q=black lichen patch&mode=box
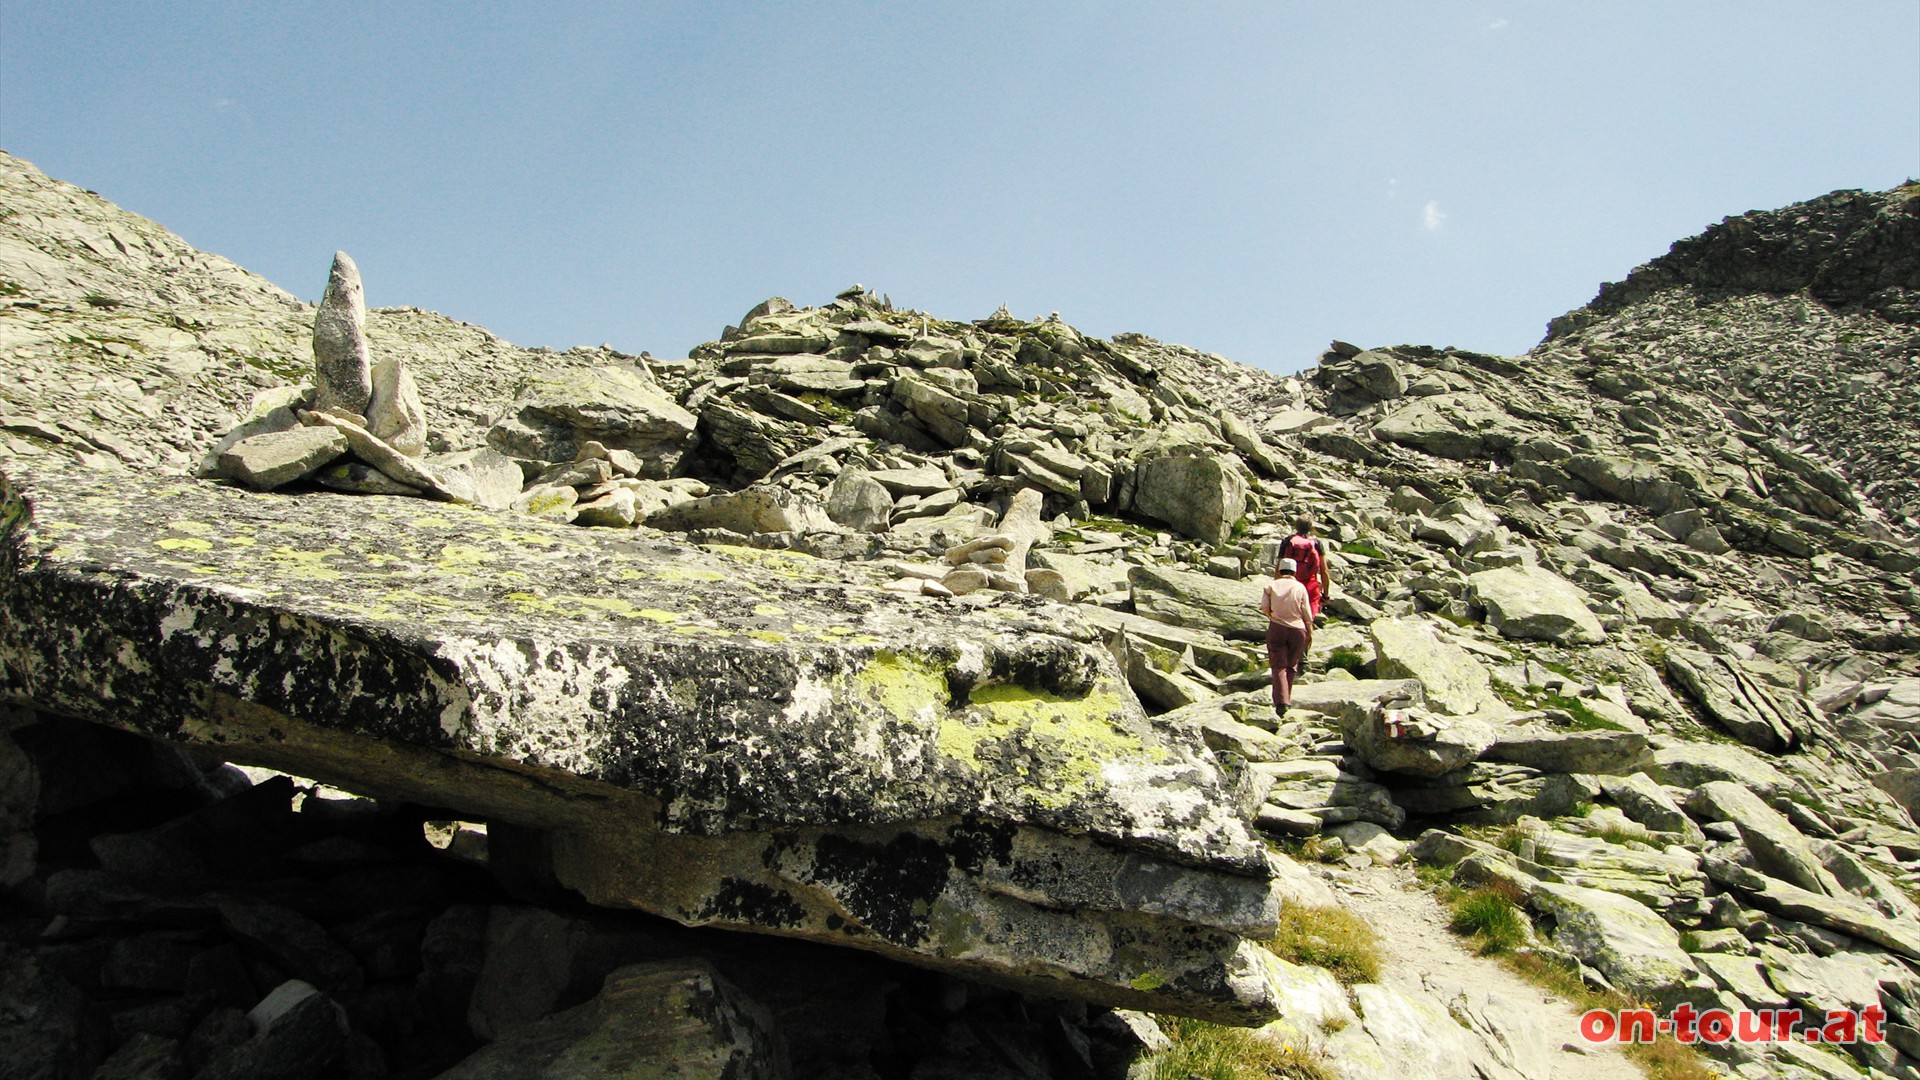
[697,877,808,928]
[804,832,956,946]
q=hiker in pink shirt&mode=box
[1260,557,1314,718]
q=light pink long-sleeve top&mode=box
[1260,576,1313,630]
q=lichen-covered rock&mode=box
[0,460,1282,1023]
[824,469,892,533]
[1664,648,1809,752]
[1373,392,1523,459]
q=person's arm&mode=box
[1318,539,1332,594]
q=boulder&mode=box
[1654,751,1790,810]
[1529,883,1709,1010]
[1703,856,1920,963]
[645,485,836,535]
[1130,450,1247,545]
[1340,705,1495,778]
[1367,618,1505,717]
[487,366,697,475]
[1466,565,1607,645]
[824,469,893,533]
[429,448,524,511]
[1395,766,1597,825]
[1372,392,1523,459]
[1687,782,1841,897]
[301,410,462,501]
[214,427,349,491]
[1479,727,1651,775]
[1664,648,1809,752]
[1128,564,1268,641]
[1316,349,1407,414]
[0,460,1286,1024]
[1596,772,1707,844]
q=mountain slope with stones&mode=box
[3,148,1920,1080]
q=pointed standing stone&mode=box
[311,252,373,417]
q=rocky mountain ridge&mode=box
[3,149,1919,1079]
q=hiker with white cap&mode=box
[1259,556,1314,718]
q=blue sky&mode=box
[3,3,1916,373]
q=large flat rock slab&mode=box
[0,461,1282,1023]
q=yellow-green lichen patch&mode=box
[747,630,788,644]
[521,490,574,517]
[489,527,562,548]
[265,546,344,580]
[940,682,1159,808]
[752,603,786,618]
[651,565,728,583]
[168,520,214,536]
[436,544,495,572]
[854,652,949,726]
[155,536,214,553]
[1129,972,1167,992]
[710,544,822,577]
[634,608,682,623]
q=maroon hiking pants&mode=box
[1266,621,1308,710]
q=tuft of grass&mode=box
[1148,1016,1336,1080]
[1265,904,1383,986]
[1341,541,1388,560]
[1676,930,1702,953]
[1325,648,1367,675]
[1274,835,1345,864]
[1589,821,1651,846]
[1446,887,1528,955]
[81,291,121,309]
[1543,692,1629,731]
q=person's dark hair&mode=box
[1293,515,1313,534]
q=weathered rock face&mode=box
[0,459,1280,1023]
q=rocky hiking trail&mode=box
[1324,862,1642,1080]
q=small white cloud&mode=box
[1423,200,1447,231]
[1387,178,1400,200]
[1488,17,1510,31]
